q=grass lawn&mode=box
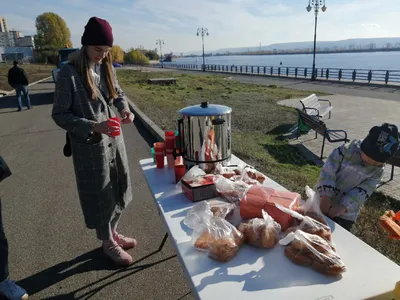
[0,63,54,91]
[118,69,400,265]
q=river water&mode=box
[172,51,400,71]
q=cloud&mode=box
[362,23,381,28]
[2,0,400,53]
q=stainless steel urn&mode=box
[178,101,232,171]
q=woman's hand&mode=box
[93,120,120,136]
[121,110,135,124]
[328,204,347,218]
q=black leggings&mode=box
[331,217,354,232]
[0,199,9,282]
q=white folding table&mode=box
[140,155,400,300]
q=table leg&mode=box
[158,232,169,251]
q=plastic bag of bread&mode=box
[294,186,328,226]
[279,229,346,276]
[379,210,400,240]
[276,203,333,243]
[214,164,242,179]
[184,201,213,229]
[242,166,266,184]
[210,202,236,220]
[212,174,251,203]
[193,216,245,262]
[240,185,300,230]
[238,210,281,248]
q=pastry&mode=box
[284,246,313,266]
[209,238,239,262]
[260,227,279,248]
[194,232,215,250]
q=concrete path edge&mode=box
[0,76,53,97]
[125,96,165,142]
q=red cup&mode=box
[165,131,175,150]
[154,142,165,169]
[107,117,121,137]
[166,149,175,168]
[174,164,186,183]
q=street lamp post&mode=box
[196,27,209,71]
[156,39,164,67]
[306,0,327,81]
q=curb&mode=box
[125,96,165,142]
[0,76,53,97]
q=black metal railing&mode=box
[152,63,400,85]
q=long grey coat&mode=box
[52,64,132,229]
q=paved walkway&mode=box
[278,95,400,199]
[0,81,193,299]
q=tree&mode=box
[111,45,124,63]
[34,12,72,63]
[144,49,159,60]
[124,48,149,65]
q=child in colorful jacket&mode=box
[316,123,399,231]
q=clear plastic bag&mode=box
[184,201,213,230]
[279,229,346,276]
[184,201,238,231]
[212,174,251,203]
[241,166,266,184]
[214,164,239,179]
[177,165,206,187]
[294,186,327,225]
[276,202,333,243]
[209,201,236,220]
[238,210,281,248]
[192,216,245,262]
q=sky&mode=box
[3,0,400,54]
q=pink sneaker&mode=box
[113,232,137,250]
[102,240,133,266]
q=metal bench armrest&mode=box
[304,107,321,118]
[319,99,332,106]
[326,129,348,142]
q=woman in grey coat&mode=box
[52,17,136,266]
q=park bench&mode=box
[386,150,400,181]
[297,109,349,159]
[300,94,332,119]
[147,78,177,85]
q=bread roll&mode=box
[312,260,345,276]
[284,246,313,266]
[194,232,215,250]
[209,238,239,262]
[260,227,278,248]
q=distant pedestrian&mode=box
[0,156,29,300]
[52,17,136,266]
[7,61,31,111]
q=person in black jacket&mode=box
[7,61,31,111]
[0,156,29,299]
